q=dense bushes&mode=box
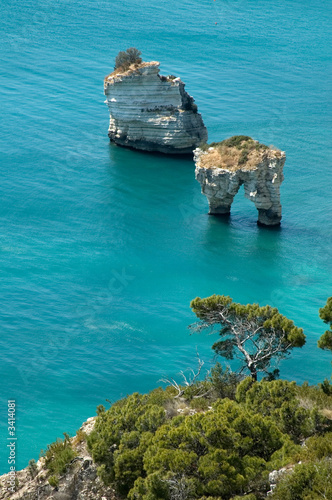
[87,389,173,493]
[130,399,287,499]
[85,371,332,499]
[236,379,329,441]
[271,459,332,500]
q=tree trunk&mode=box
[249,364,257,382]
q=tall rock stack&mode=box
[104,62,207,154]
[194,136,285,226]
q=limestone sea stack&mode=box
[194,136,285,226]
[104,62,208,154]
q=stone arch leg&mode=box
[208,193,237,215]
[257,207,282,226]
[243,177,282,226]
[206,175,242,215]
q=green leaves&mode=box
[134,398,285,499]
[88,391,168,491]
[212,339,236,360]
[236,379,330,442]
[190,295,233,320]
[42,433,76,483]
[319,297,332,326]
[318,297,332,352]
[318,331,332,351]
[85,375,332,499]
[271,460,332,500]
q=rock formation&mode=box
[0,418,117,500]
[104,62,207,154]
[194,136,285,226]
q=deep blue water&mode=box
[0,0,331,473]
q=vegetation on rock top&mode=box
[114,47,143,72]
[198,136,283,171]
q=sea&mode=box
[0,0,331,473]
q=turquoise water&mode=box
[0,0,331,472]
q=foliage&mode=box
[32,362,327,500]
[38,295,332,499]
[271,459,332,500]
[319,296,332,329]
[129,398,284,499]
[87,390,172,493]
[114,47,142,71]
[190,295,305,381]
[74,428,86,444]
[300,432,332,461]
[206,136,269,153]
[48,475,59,488]
[296,381,332,410]
[85,374,331,499]
[41,433,76,479]
[236,379,330,441]
[319,378,332,395]
[318,331,332,351]
[28,459,38,479]
[198,136,282,171]
[318,296,332,351]
[209,362,243,400]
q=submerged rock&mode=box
[104,62,207,154]
[194,136,285,226]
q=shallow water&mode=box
[0,0,331,472]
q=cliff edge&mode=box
[194,136,285,226]
[104,61,208,154]
[0,418,116,500]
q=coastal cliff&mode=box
[104,62,207,154]
[1,379,331,499]
[194,136,285,226]
[0,418,117,500]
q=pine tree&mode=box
[190,295,305,381]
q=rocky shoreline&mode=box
[0,418,117,500]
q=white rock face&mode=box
[104,62,208,154]
[194,146,286,226]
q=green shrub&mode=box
[271,460,332,500]
[75,429,86,444]
[239,150,249,164]
[238,380,330,441]
[222,135,253,148]
[319,378,332,395]
[190,397,210,411]
[28,459,38,479]
[210,363,243,400]
[87,392,168,491]
[85,375,332,499]
[48,475,59,488]
[300,432,332,461]
[231,495,257,500]
[297,381,332,408]
[129,399,285,498]
[114,47,142,71]
[182,379,212,401]
[42,433,76,477]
